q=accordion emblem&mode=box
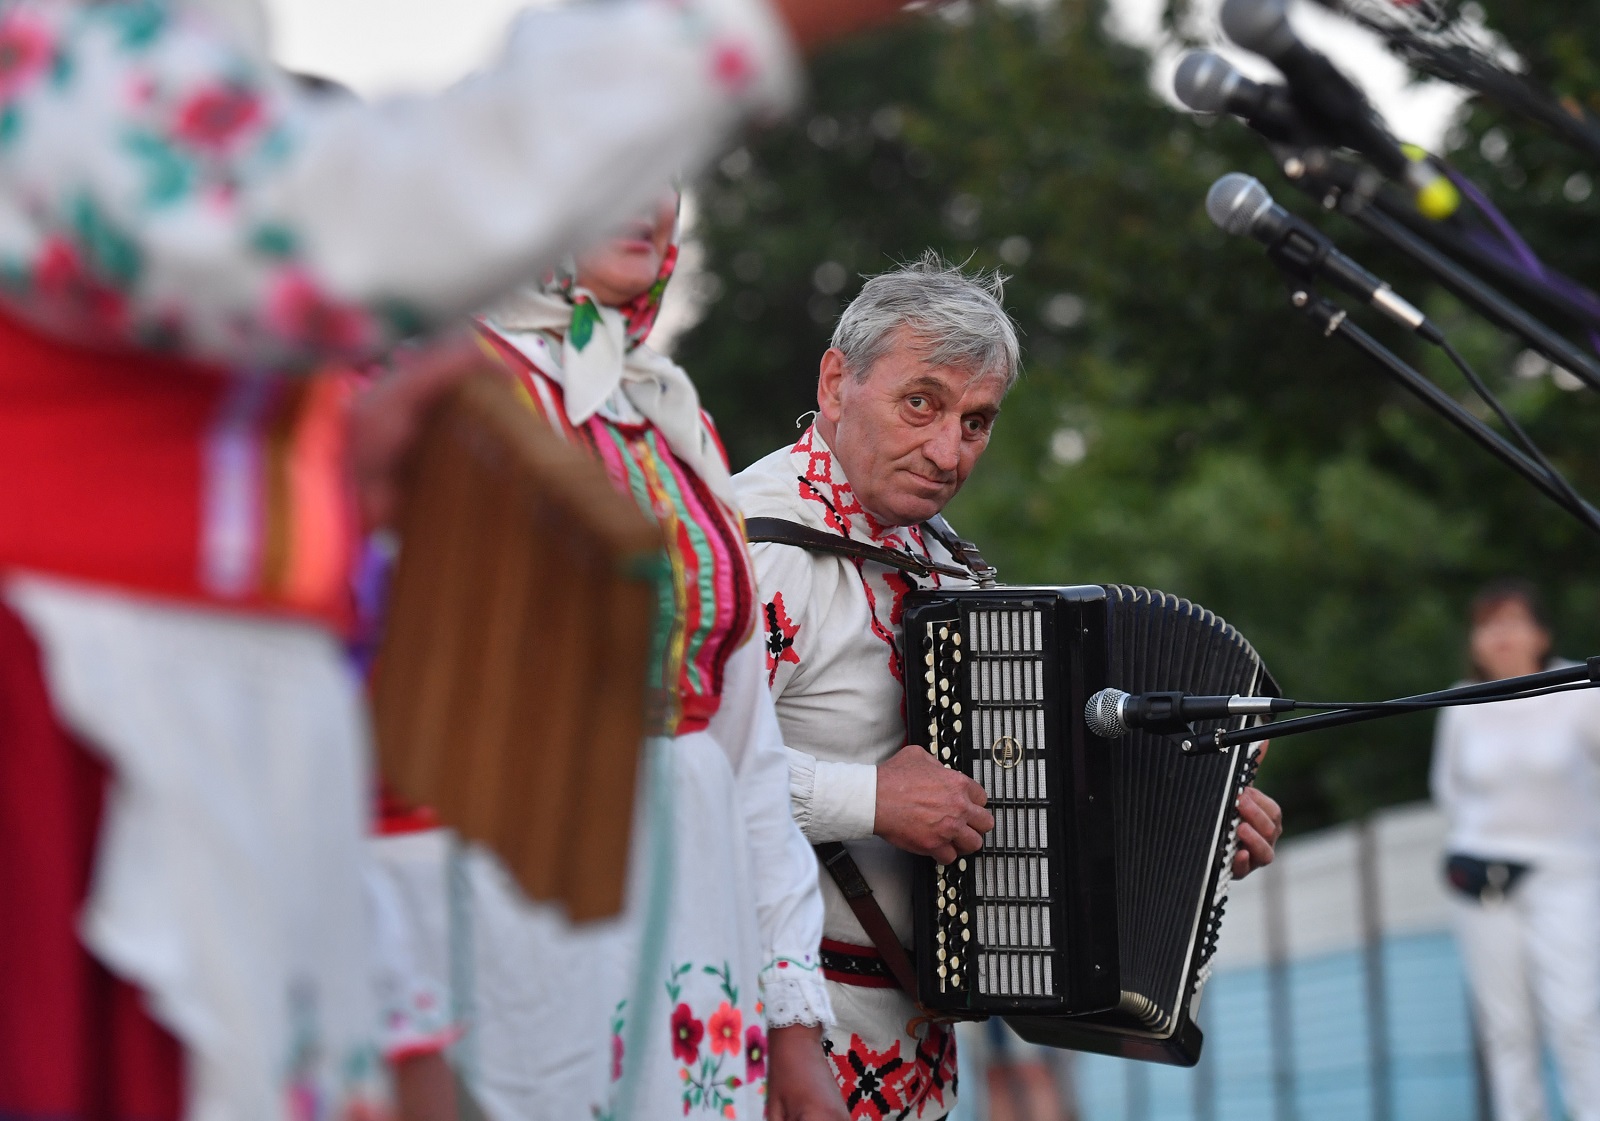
[904,584,1276,1065]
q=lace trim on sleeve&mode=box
[759,954,833,1029]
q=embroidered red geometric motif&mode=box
[828,1035,910,1121]
[789,428,946,689]
[763,593,800,685]
[824,1024,959,1121]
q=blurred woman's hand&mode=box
[348,333,485,531]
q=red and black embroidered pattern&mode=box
[824,1026,959,1121]
[763,592,801,685]
[788,427,948,692]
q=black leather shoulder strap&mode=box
[922,514,999,585]
[814,841,920,996]
[744,516,973,582]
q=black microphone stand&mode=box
[1280,150,1600,393]
[1180,657,1600,753]
[1281,284,1600,536]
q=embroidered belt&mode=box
[820,938,902,989]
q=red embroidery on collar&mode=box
[791,426,892,542]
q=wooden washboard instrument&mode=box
[373,369,663,921]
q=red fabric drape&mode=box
[0,602,183,1121]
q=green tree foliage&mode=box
[676,0,1600,833]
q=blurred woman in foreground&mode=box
[1431,580,1600,1121]
[372,195,844,1121]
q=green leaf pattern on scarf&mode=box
[569,296,602,352]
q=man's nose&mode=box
[924,417,962,474]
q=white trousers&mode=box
[1453,864,1600,1121]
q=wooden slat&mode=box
[373,368,662,918]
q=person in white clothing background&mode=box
[1431,579,1600,1121]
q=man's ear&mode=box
[817,348,848,424]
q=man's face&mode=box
[816,326,1007,527]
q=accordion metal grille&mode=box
[926,607,1062,999]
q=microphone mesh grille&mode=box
[1220,0,1292,56]
[1085,689,1126,739]
[1206,173,1270,237]
[1173,51,1231,113]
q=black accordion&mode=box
[905,584,1277,1066]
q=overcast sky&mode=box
[266,0,1464,148]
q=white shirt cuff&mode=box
[804,759,878,843]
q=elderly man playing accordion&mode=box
[733,254,1286,1120]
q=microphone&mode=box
[1219,0,1458,219]
[1085,688,1291,739]
[1207,172,1442,341]
[1174,50,1305,145]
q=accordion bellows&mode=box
[373,372,663,921]
[904,583,1276,1065]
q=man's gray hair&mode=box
[831,251,1020,389]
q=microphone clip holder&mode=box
[1131,692,1204,738]
[1175,729,1231,756]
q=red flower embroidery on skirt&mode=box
[33,237,127,330]
[173,82,265,152]
[744,1026,767,1083]
[0,10,53,103]
[707,1001,742,1057]
[671,1002,705,1065]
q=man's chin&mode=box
[878,493,950,528]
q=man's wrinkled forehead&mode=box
[863,328,1008,393]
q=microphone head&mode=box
[1206,172,1274,237]
[1220,0,1297,60]
[1085,688,1129,739]
[1174,50,1241,113]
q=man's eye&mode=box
[907,395,930,410]
[965,416,991,435]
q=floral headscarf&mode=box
[486,199,735,503]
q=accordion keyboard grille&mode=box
[964,607,1057,998]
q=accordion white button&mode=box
[953,650,962,662]
[958,858,968,871]
[953,703,962,715]
[939,627,949,640]
[947,904,957,917]
[962,929,971,942]
[953,633,962,645]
